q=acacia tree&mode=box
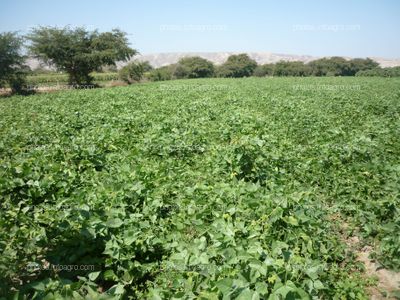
[0,32,28,93]
[217,54,257,78]
[349,58,379,75]
[174,56,214,79]
[308,57,353,76]
[27,27,136,85]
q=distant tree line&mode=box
[355,66,400,77]
[1,28,400,94]
[146,54,400,81]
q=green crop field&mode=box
[25,73,119,87]
[0,77,399,299]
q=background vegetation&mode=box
[1,27,400,95]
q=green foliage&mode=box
[0,32,28,93]
[0,77,399,299]
[147,65,176,81]
[140,61,153,72]
[118,61,145,84]
[253,64,275,77]
[307,57,378,77]
[308,57,351,76]
[217,54,257,77]
[27,27,136,85]
[349,58,379,74]
[100,64,118,73]
[174,56,215,79]
[24,73,118,89]
[274,61,312,76]
[130,56,383,82]
[356,66,400,77]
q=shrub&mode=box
[217,54,257,77]
[356,66,400,77]
[118,62,145,84]
[308,57,352,76]
[148,65,176,81]
[273,61,312,76]
[253,64,275,77]
[173,56,214,79]
[140,61,153,72]
[349,58,379,75]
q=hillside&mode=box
[27,52,400,70]
[134,52,400,68]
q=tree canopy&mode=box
[274,61,312,76]
[28,27,136,84]
[308,57,379,76]
[0,32,28,93]
[217,54,257,78]
[118,61,147,83]
[253,64,275,77]
[173,56,214,79]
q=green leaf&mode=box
[107,283,125,295]
[283,216,299,226]
[103,269,117,281]
[88,271,101,281]
[313,280,324,290]
[236,288,259,300]
[305,265,320,280]
[106,218,124,228]
[255,282,269,295]
[30,281,46,291]
[216,278,233,295]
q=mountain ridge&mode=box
[27,52,400,70]
[134,52,400,68]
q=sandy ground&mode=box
[357,245,400,299]
[341,223,400,299]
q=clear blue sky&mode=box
[0,0,399,58]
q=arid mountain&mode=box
[27,52,400,70]
[133,52,317,68]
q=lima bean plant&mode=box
[0,77,399,299]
